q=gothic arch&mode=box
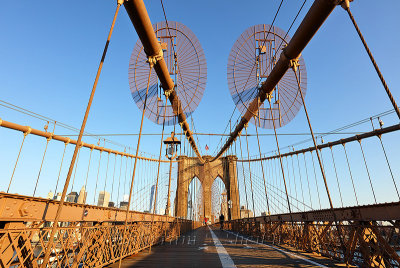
[175,155,239,220]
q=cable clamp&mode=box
[266,92,273,102]
[47,134,53,142]
[147,50,164,67]
[289,57,300,72]
[164,88,173,99]
[117,0,125,5]
[24,127,32,136]
[339,0,351,10]
[0,118,2,126]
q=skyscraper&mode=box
[97,191,110,207]
[149,185,155,213]
[66,192,78,203]
[77,186,87,204]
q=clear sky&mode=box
[1,0,400,211]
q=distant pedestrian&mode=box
[219,214,225,230]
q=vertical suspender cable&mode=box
[268,99,293,218]
[244,127,256,216]
[118,65,153,266]
[54,140,69,195]
[7,130,30,193]
[150,97,168,251]
[42,2,123,266]
[329,147,343,207]
[238,135,249,216]
[358,140,377,204]
[293,66,346,258]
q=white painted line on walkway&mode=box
[224,230,327,268]
[208,226,236,268]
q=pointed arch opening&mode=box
[187,176,203,221]
[211,176,227,224]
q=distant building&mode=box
[66,192,78,203]
[97,191,110,207]
[240,206,253,218]
[77,186,87,204]
[149,185,155,213]
[54,192,62,201]
[47,191,54,200]
[120,201,129,210]
[261,212,270,216]
[108,201,115,208]
[220,191,228,218]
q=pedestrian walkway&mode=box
[110,226,345,267]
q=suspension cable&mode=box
[93,148,103,205]
[33,122,55,197]
[149,97,168,251]
[119,64,153,266]
[342,144,359,206]
[7,130,30,193]
[358,140,377,204]
[329,146,343,207]
[268,99,293,218]
[54,140,69,195]
[294,65,346,256]
[294,151,306,211]
[254,115,271,218]
[42,2,123,266]
[342,2,400,119]
[244,127,256,215]
[238,135,249,215]
[377,134,400,200]
[302,153,313,209]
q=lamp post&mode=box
[164,132,180,216]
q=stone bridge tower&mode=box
[175,155,239,221]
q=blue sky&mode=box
[1,0,400,210]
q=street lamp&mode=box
[164,132,181,216]
[164,131,181,160]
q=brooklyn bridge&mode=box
[1,0,400,267]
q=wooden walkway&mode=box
[109,226,345,268]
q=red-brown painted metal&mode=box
[123,0,204,163]
[213,0,339,161]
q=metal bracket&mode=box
[164,88,173,99]
[340,0,351,10]
[147,50,164,67]
[266,92,273,102]
[24,127,32,136]
[289,57,300,72]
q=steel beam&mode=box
[0,192,176,223]
[232,201,400,223]
[213,0,339,161]
[123,0,204,163]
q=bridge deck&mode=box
[110,226,344,268]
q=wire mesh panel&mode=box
[129,21,207,126]
[227,24,307,129]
